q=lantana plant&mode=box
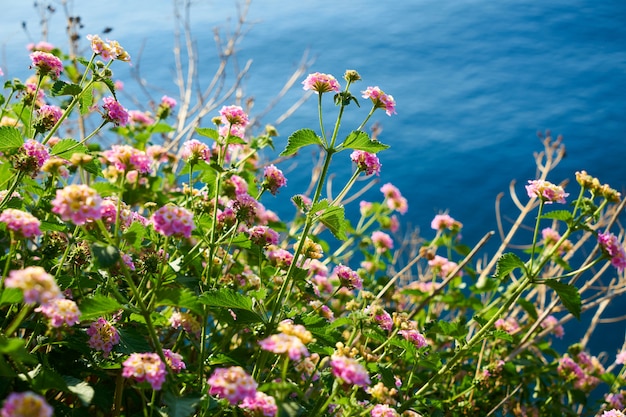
[0,26,625,417]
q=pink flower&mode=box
[525,179,569,204]
[248,226,280,247]
[219,105,249,139]
[239,391,277,417]
[51,184,103,225]
[330,354,371,387]
[169,311,201,337]
[35,298,81,327]
[371,231,393,253]
[0,208,41,239]
[181,139,210,163]
[428,255,461,278]
[34,105,63,132]
[431,213,462,231]
[371,404,399,417]
[157,95,177,119]
[102,96,129,126]
[22,139,50,169]
[362,86,396,116]
[87,34,112,58]
[540,315,564,338]
[601,410,626,417]
[86,317,120,357]
[161,95,177,109]
[333,264,362,290]
[103,144,152,174]
[350,150,382,176]
[27,41,55,52]
[0,391,53,417]
[302,72,341,94]
[259,333,309,361]
[128,110,154,126]
[207,366,258,404]
[151,205,195,238]
[267,247,293,269]
[163,349,186,373]
[263,164,287,195]
[4,267,62,305]
[495,317,519,334]
[616,350,626,365]
[30,51,63,79]
[367,306,393,331]
[122,353,167,390]
[398,329,427,348]
[380,183,408,214]
[598,232,626,271]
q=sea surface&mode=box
[2,0,626,377]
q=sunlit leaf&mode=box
[280,128,323,156]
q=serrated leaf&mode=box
[51,81,82,96]
[195,127,219,141]
[123,221,146,250]
[51,138,89,158]
[491,329,513,342]
[79,88,93,115]
[198,288,253,311]
[116,327,152,354]
[79,294,123,321]
[0,126,23,151]
[100,78,117,97]
[155,288,203,315]
[292,195,308,212]
[492,252,526,280]
[540,210,573,221]
[280,128,323,156]
[0,337,37,364]
[151,123,175,133]
[544,280,581,320]
[39,221,66,232]
[340,130,390,153]
[317,204,349,241]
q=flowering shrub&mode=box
[0,20,625,417]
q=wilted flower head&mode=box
[51,184,103,225]
[207,366,258,405]
[30,51,63,79]
[122,352,167,390]
[362,86,396,116]
[151,204,195,238]
[0,391,53,417]
[4,267,61,305]
[302,72,341,94]
[525,179,569,204]
[102,97,129,126]
[0,208,41,239]
[350,150,382,176]
[86,317,120,357]
[262,164,287,195]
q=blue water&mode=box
[2,0,626,387]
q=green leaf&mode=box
[314,201,349,241]
[544,280,581,320]
[63,375,95,406]
[340,130,390,153]
[163,391,201,417]
[51,138,89,159]
[492,252,526,280]
[91,243,120,268]
[79,294,123,321]
[51,81,82,96]
[0,288,23,306]
[123,221,146,250]
[279,128,323,156]
[0,336,37,365]
[116,327,152,354]
[79,88,93,115]
[0,126,23,152]
[540,210,573,221]
[199,288,253,311]
[490,329,513,342]
[151,123,175,134]
[155,288,203,315]
[195,127,219,141]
